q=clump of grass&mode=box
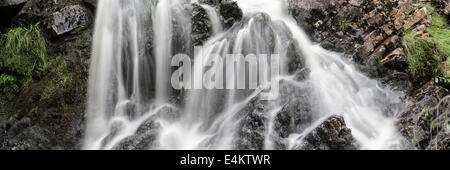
[426,15,450,88]
[0,23,51,100]
[338,20,351,30]
[427,15,450,64]
[402,31,441,82]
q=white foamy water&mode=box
[84,0,405,150]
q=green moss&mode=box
[0,74,19,100]
[402,31,441,82]
[0,23,52,100]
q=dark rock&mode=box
[192,3,212,46]
[83,0,97,10]
[427,131,450,150]
[199,0,225,6]
[380,48,408,71]
[380,71,411,92]
[0,0,27,31]
[398,83,450,150]
[235,98,267,150]
[10,126,51,150]
[219,1,242,28]
[365,45,386,67]
[99,121,125,149]
[7,117,31,137]
[271,108,292,149]
[287,0,331,24]
[113,118,161,150]
[433,0,449,23]
[16,0,57,22]
[295,115,359,150]
[382,35,400,51]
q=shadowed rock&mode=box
[295,115,359,150]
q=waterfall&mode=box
[154,0,172,103]
[84,0,405,150]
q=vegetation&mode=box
[0,74,19,100]
[402,30,441,83]
[428,15,450,63]
[40,60,73,101]
[427,15,450,87]
[401,13,450,86]
[0,23,52,100]
[338,20,351,30]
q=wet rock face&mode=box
[235,99,267,150]
[295,115,359,150]
[192,3,212,46]
[218,1,243,28]
[191,0,242,45]
[287,0,331,25]
[45,5,91,37]
[113,119,161,150]
[17,0,58,22]
[199,0,225,5]
[398,83,450,150]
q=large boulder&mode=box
[191,3,213,46]
[218,1,243,28]
[112,118,161,150]
[44,5,92,37]
[16,0,58,22]
[234,98,267,150]
[295,115,359,150]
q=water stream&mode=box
[83,0,405,150]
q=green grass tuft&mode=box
[338,20,351,30]
[402,31,441,82]
[427,15,450,88]
[427,15,450,60]
[0,23,52,100]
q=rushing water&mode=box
[83,0,405,150]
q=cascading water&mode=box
[84,0,405,150]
